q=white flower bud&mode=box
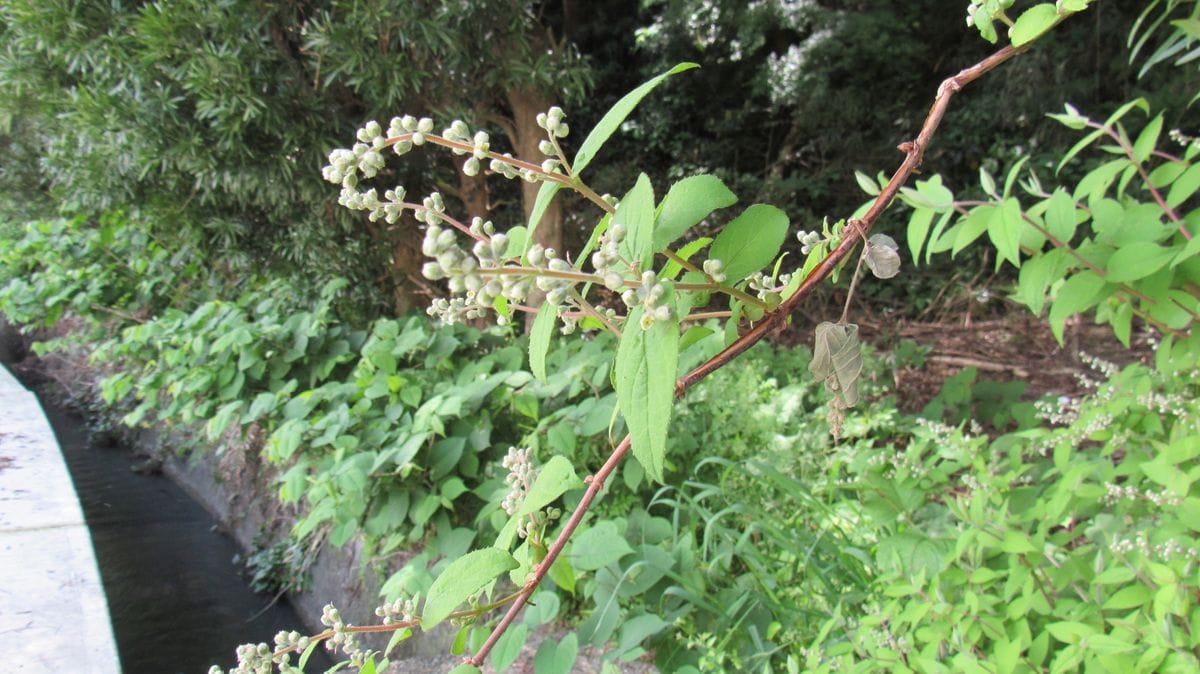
[462,157,480,176]
[417,117,434,134]
[554,123,569,138]
[422,262,445,279]
[527,245,545,266]
[411,132,425,145]
[538,140,555,155]
[401,115,418,131]
[536,112,548,129]
[604,272,624,290]
[491,233,509,257]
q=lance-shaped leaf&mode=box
[615,296,680,483]
[653,174,737,250]
[809,322,863,407]
[526,182,563,247]
[422,547,518,629]
[865,234,901,279]
[528,301,557,382]
[616,174,656,270]
[708,204,789,283]
[573,63,699,175]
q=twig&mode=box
[929,355,1029,378]
[467,42,1027,667]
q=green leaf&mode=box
[547,555,576,594]
[708,204,789,282]
[1103,585,1151,610]
[809,322,863,407]
[1045,621,1097,645]
[855,170,881,196]
[528,302,557,382]
[533,633,578,674]
[1167,163,1200,209]
[616,174,657,270]
[1106,241,1176,282]
[526,182,563,246]
[1044,188,1079,242]
[421,548,518,629]
[206,400,244,440]
[1001,530,1037,554]
[614,614,670,657]
[447,666,482,674]
[570,520,635,571]
[1133,115,1164,163]
[573,63,699,175]
[1010,4,1060,47]
[1014,248,1070,315]
[519,455,583,517]
[490,623,528,673]
[906,208,934,265]
[987,198,1024,268]
[653,174,737,249]
[951,206,993,256]
[616,300,680,483]
[661,236,713,280]
[1048,271,1107,342]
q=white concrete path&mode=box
[0,365,120,673]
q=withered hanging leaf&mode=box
[865,233,901,279]
[809,321,863,407]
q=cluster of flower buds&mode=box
[536,106,570,139]
[746,271,791,303]
[375,594,418,625]
[420,216,551,324]
[590,223,629,290]
[320,603,365,665]
[501,446,535,517]
[441,119,491,176]
[389,115,434,150]
[622,271,672,330]
[227,643,274,674]
[270,632,313,671]
[527,244,580,306]
[519,506,562,541]
[796,230,824,255]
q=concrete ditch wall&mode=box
[0,318,457,671]
[0,362,120,673]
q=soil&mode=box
[853,311,1156,414]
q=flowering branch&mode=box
[466,41,1028,668]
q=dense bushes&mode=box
[2,2,1199,674]
[5,210,1198,673]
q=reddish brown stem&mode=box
[467,42,1026,668]
[467,437,631,665]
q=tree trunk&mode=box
[505,85,563,255]
[389,217,429,316]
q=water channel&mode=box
[9,363,332,673]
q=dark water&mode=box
[10,365,332,674]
